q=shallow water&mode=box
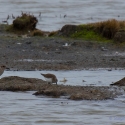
[2,69,125,86]
[1,91,125,125]
[0,70,125,124]
[0,0,125,31]
[0,1,125,124]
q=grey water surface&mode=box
[0,70,125,125]
[0,0,125,31]
[0,0,125,124]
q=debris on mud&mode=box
[0,76,123,100]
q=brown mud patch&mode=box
[111,77,125,86]
[0,76,123,100]
[0,24,125,71]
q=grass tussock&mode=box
[13,13,38,30]
[31,29,44,36]
[70,19,125,42]
[89,19,125,39]
[6,13,38,35]
[48,31,58,37]
[70,24,110,42]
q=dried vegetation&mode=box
[89,19,125,39]
[6,13,38,34]
[59,19,125,43]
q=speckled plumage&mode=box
[41,73,58,84]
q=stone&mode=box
[113,30,125,43]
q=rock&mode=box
[69,93,83,100]
[0,76,46,91]
[113,30,125,43]
[58,24,78,37]
[110,77,125,86]
[26,41,31,44]
[33,89,63,98]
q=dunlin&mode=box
[0,65,6,76]
[41,73,58,84]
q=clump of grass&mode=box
[90,19,125,39]
[13,13,38,30]
[48,31,58,37]
[70,24,110,42]
[6,24,26,35]
[31,29,44,36]
[6,13,38,34]
[70,19,125,42]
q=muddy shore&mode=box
[0,76,123,100]
[0,24,125,100]
[0,24,125,71]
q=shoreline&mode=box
[0,76,124,100]
[5,67,125,71]
[0,21,125,71]
[0,34,124,71]
[0,24,125,100]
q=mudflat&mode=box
[0,76,123,100]
[0,24,125,100]
[0,28,125,71]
